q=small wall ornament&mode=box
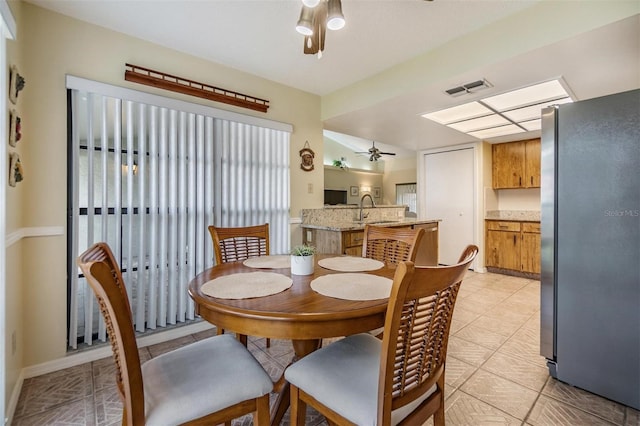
[9,109,21,147]
[8,65,25,104]
[8,152,23,187]
[299,141,315,172]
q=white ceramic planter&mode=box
[291,254,314,275]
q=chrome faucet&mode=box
[358,193,376,221]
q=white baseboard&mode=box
[22,321,214,379]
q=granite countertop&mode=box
[485,210,540,222]
[301,218,441,231]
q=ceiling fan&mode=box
[356,141,396,162]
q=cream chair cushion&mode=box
[285,333,436,426]
[143,334,273,425]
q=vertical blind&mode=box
[67,77,291,349]
[396,183,417,213]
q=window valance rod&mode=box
[124,64,269,113]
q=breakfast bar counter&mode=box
[301,218,440,265]
[300,217,441,231]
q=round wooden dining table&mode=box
[188,254,397,425]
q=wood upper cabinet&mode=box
[492,138,541,189]
[492,142,525,189]
[525,139,541,188]
[485,220,540,275]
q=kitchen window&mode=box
[396,183,417,215]
[66,76,291,349]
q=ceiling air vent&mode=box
[445,79,492,97]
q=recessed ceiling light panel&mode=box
[520,119,542,131]
[502,97,572,122]
[482,80,569,111]
[469,124,525,139]
[422,79,573,139]
[421,101,492,125]
[448,114,510,133]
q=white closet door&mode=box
[423,148,475,266]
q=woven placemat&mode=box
[318,256,384,272]
[202,272,292,299]
[243,255,291,269]
[310,273,392,301]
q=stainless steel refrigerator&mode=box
[540,89,639,410]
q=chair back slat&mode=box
[77,243,144,425]
[362,225,424,267]
[209,224,270,264]
[379,245,478,424]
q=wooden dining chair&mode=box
[362,224,425,267]
[208,223,271,347]
[209,223,270,264]
[285,245,479,426]
[77,242,273,426]
[362,225,425,337]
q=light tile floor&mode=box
[12,271,640,425]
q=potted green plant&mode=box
[290,244,316,275]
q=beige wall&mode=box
[381,157,417,206]
[497,189,541,211]
[5,2,21,235]
[322,135,383,172]
[5,0,24,409]
[4,243,22,414]
[8,0,323,377]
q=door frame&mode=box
[417,142,484,272]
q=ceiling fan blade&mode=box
[355,141,395,159]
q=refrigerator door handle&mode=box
[540,105,558,363]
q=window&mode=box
[396,183,417,214]
[67,77,291,349]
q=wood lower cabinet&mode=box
[486,221,521,271]
[521,222,541,274]
[343,230,365,256]
[302,222,439,266]
[485,220,540,276]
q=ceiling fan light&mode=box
[326,0,345,30]
[296,6,314,36]
[302,0,320,7]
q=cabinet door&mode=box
[344,231,364,249]
[310,229,343,254]
[521,232,541,273]
[492,142,525,189]
[344,246,363,257]
[486,230,521,270]
[525,139,541,188]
